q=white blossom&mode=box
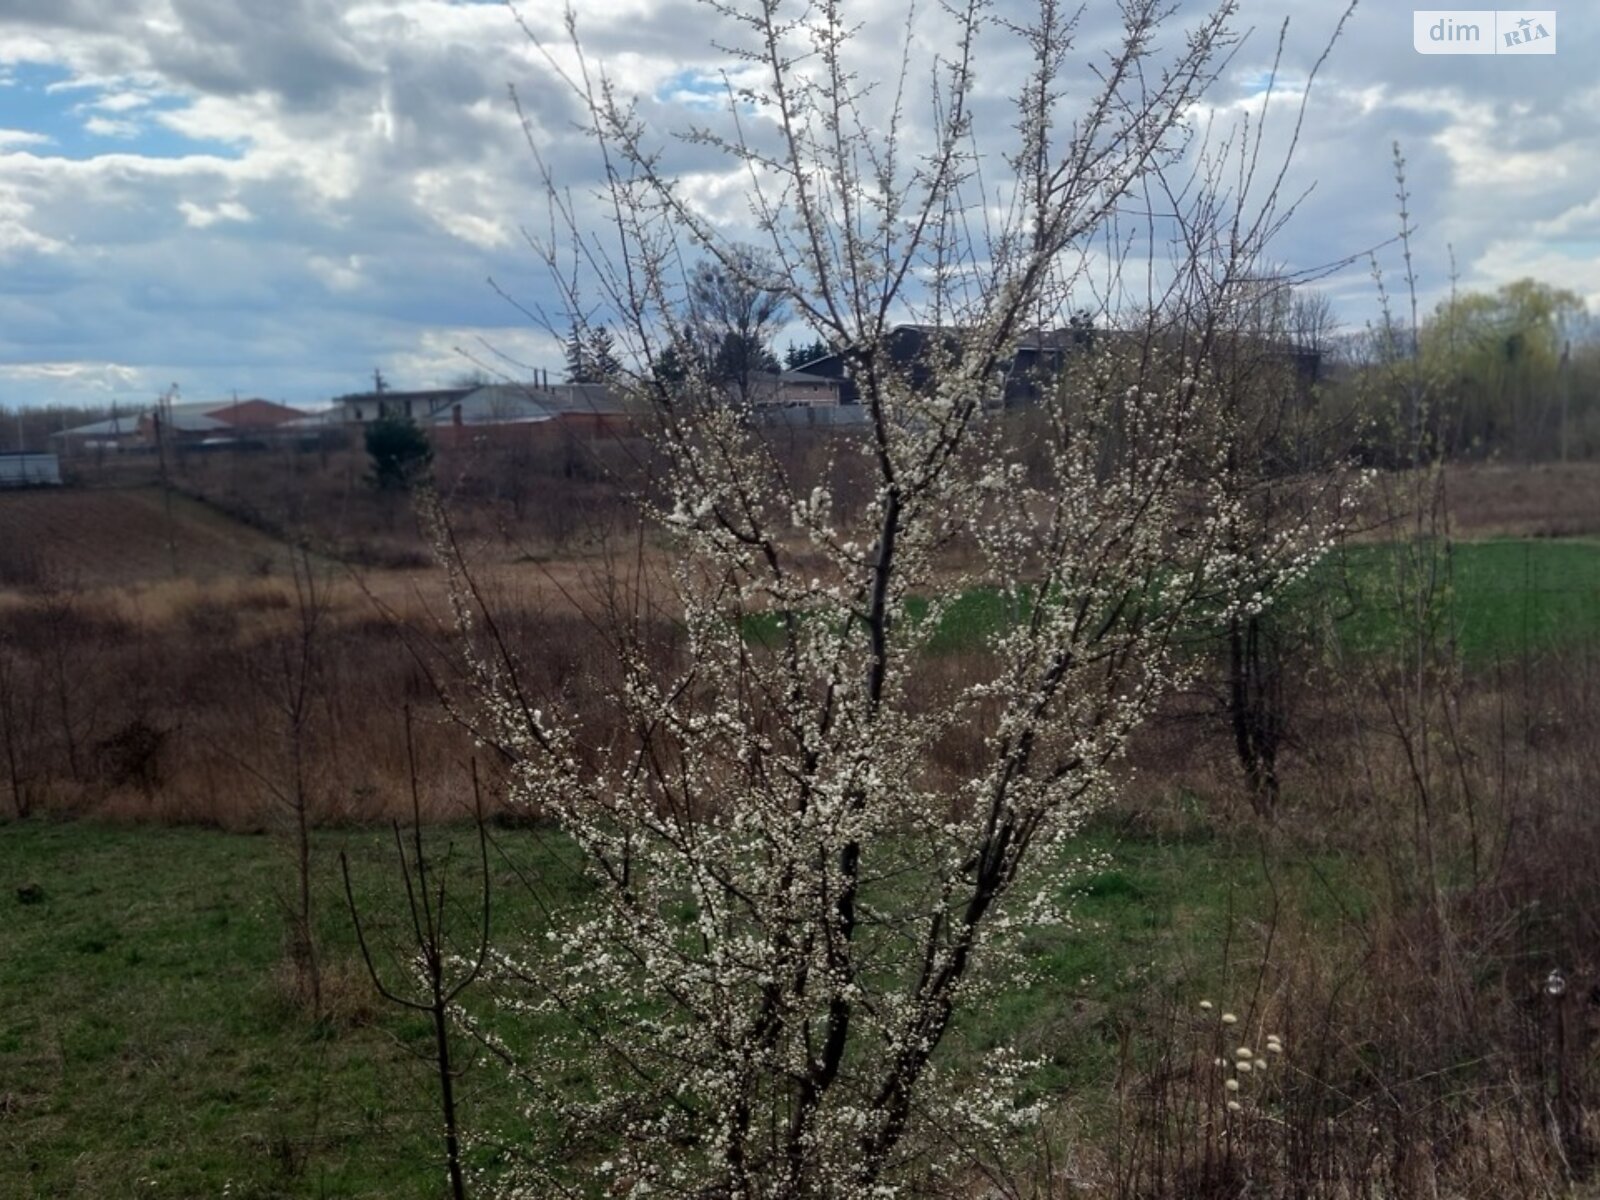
[432,0,1341,1191]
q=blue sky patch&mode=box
[657,69,735,113]
[0,62,244,160]
[1235,69,1309,98]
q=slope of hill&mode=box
[0,485,304,589]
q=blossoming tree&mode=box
[446,0,1348,1192]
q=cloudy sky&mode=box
[0,0,1593,411]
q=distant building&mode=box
[792,324,1097,407]
[738,371,844,408]
[192,397,307,433]
[787,321,1318,406]
[53,398,309,453]
[0,452,62,487]
[144,399,307,447]
[48,411,143,454]
[335,388,473,426]
[428,382,632,446]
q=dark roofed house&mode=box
[1003,323,1098,403]
[788,324,1075,407]
[785,319,1318,409]
[787,325,946,405]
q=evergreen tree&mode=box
[564,323,623,383]
[714,331,779,389]
[587,325,622,380]
[563,323,594,384]
[784,338,831,369]
[652,339,695,390]
[364,415,433,491]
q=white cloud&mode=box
[307,253,364,292]
[0,360,144,395]
[1472,241,1600,312]
[0,183,66,255]
[387,324,565,385]
[0,0,1595,408]
[412,167,513,248]
[177,198,252,228]
[0,128,49,148]
[89,90,153,113]
[84,114,140,138]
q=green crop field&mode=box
[746,537,1600,664]
[1329,538,1600,660]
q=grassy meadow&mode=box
[3,458,1600,1197]
[3,815,1356,1199]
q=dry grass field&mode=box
[1439,460,1600,539]
[0,457,1596,829]
[0,485,307,588]
[0,463,670,828]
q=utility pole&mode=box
[156,384,181,578]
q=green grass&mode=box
[0,821,579,1200]
[743,587,1041,657]
[0,815,1362,1197]
[959,813,1366,1100]
[1327,538,1600,660]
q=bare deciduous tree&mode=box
[0,635,44,819]
[231,546,333,1011]
[688,245,788,404]
[1200,274,1356,815]
[342,727,491,1200]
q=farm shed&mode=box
[49,413,143,453]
